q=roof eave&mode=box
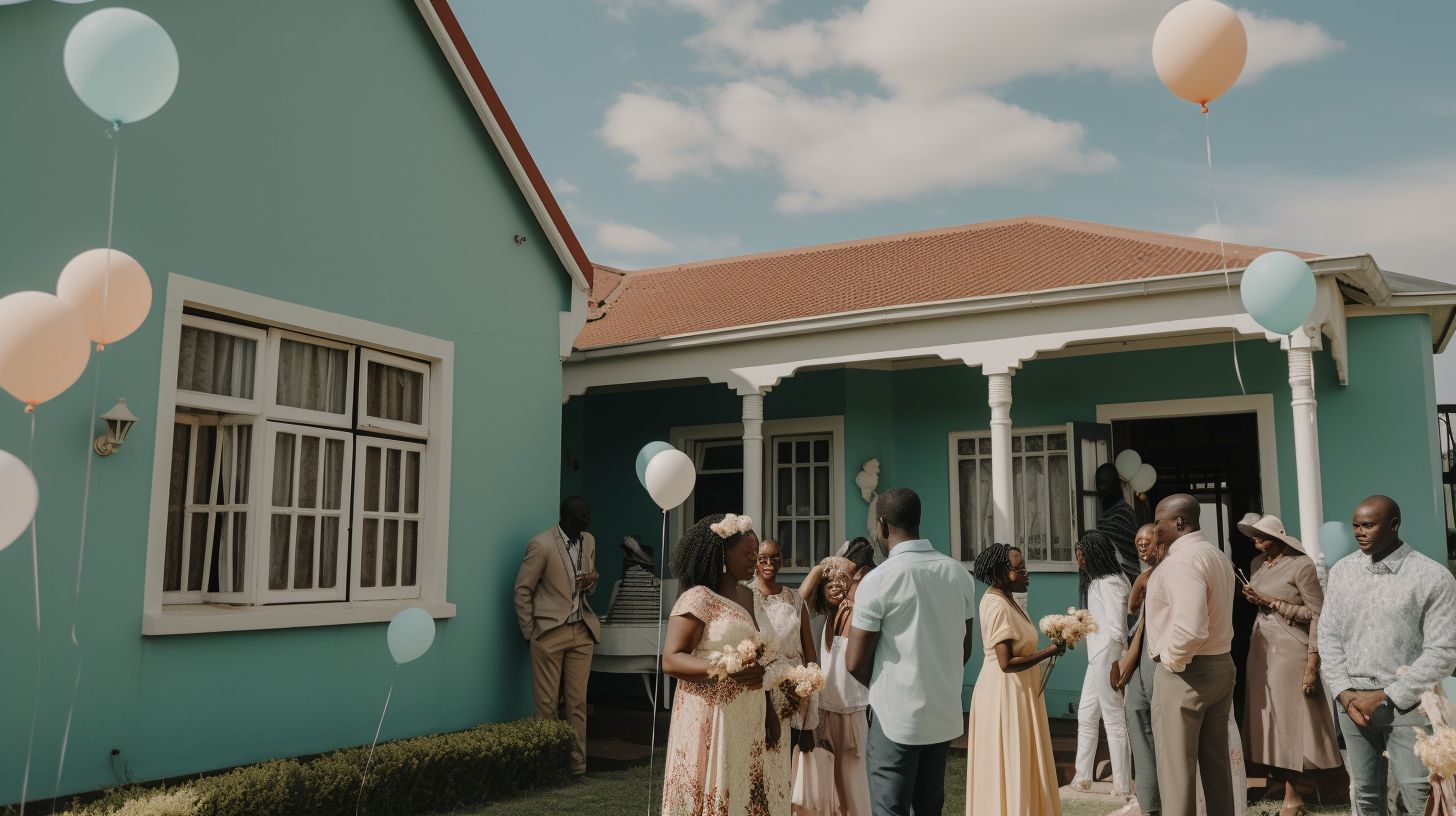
[415,0,593,292]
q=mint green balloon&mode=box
[64,8,179,125]
[387,607,435,664]
[1240,251,1316,336]
[636,441,675,488]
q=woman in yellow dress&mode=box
[966,543,1065,816]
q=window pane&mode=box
[957,438,974,456]
[979,437,991,455]
[795,441,810,463]
[385,449,402,513]
[271,432,295,507]
[277,338,348,415]
[1012,456,1025,549]
[294,516,315,589]
[230,512,247,593]
[382,519,399,587]
[1011,436,1022,453]
[777,521,792,556]
[360,518,378,587]
[1049,454,1071,563]
[402,521,418,586]
[366,360,423,425]
[191,425,217,505]
[208,511,229,593]
[958,459,977,560]
[794,467,809,516]
[814,520,829,564]
[1027,456,1047,561]
[233,424,252,504]
[187,513,208,592]
[1026,435,1044,452]
[320,516,339,589]
[298,436,320,509]
[364,446,381,512]
[404,451,420,514]
[795,521,810,567]
[268,514,290,590]
[215,428,233,506]
[813,466,829,516]
[322,439,345,510]
[777,468,792,516]
[701,443,742,471]
[164,423,191,592]
[813,439,829,463]
[979,459,994,550]
[1047,433,1067,451]
[177,326,256,399]
[777,441,791,464]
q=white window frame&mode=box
[357,348,430,440]
[668,415,845,575]
[262,328,356,429]
[256,422,355,604]
[351,437,427,601]
[768,432,837,570]
[175,314,266,415]
[143,275,456,635]
[948,424,1079,572]
[163,413,262,605]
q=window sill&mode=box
[143,599,457,636]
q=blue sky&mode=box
[456,0,1456,393]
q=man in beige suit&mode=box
[514,496,600,777]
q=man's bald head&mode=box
[1153,493,1201,546]
[559,496,592,539]
[1353,494,1402,558]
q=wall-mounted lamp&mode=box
[94,398,139,456]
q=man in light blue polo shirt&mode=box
[846,486,977,816]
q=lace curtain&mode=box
[276,338,348,415]
[177,326,256,399]
[367,361,423,424]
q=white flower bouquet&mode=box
[1036,607,1099,695]
[778,662,826,699]
[705,637,766,683]
[1415,725,1456,779]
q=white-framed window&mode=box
[144,276,455,635]
[949,425,1076,569]
[770,434,834,569]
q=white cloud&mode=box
[604,0,1340,211]
[551,178,580,196]
[597,222,680,254]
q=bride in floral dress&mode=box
[662,514,791,816]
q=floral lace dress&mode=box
[663,586,790,816]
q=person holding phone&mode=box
[513,496,601,778]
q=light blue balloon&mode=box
[1240,251,1316,336]
[636,441,675,488]
[387,607,435,664]
[1318,520,1357,565]
[64,8,179,125]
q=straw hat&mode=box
[1236,514,1304,554]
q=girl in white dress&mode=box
[749,539,820,797]
[1072,530,1132,796]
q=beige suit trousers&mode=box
[1151,653,1236,816]
[531,620,594,775]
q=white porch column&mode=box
[1287,348,1328,584]
[988,372,1015,546]
[742,392,765,529]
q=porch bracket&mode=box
[742,392,765,528]
[987,372,1016,546]
[1286,347,1329,586]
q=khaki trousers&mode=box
[1151,653,1236,816]
[530,620,594,774]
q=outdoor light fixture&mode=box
[94,398,139,456]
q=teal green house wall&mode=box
[1,0,572,803]
[566,314,1444,719]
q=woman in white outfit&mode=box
[1072,530,1132,796]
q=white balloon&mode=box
[57,248,153,349]
[1114,449,1142,482]
[0,450,39,552]
[1130,463,1158,495]
[64,8,179,125]
[644,448,696,511]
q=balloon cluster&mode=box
[1114,449,1158,495]
[0,8,178,549]
[636,441,697,511]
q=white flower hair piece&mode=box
[710,513,754,540]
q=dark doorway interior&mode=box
[1113,411,1264,721]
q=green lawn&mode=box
[436,751,1349,816]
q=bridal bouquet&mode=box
[705,637,767,683]
[1415,724,1456,779]
[1036,608,1099,695]
[777,663,826,699]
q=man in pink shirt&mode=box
[1144,494,1237,816]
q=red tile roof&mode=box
[576,216,1316,349]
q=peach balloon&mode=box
[0,292,92,411]
[56,248,153,350]
[1152,0,1247,112]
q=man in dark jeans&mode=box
[846,487,977,816]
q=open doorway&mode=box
[1112,411,1264,721]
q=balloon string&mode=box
[29,411,40,630]
[50,657,82,811]
[20,412,40,816]
[357,675,395,816]
[1206,110,1245,396]
[98,128,120,351]
[647,509,667,816]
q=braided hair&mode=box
[671,514,751,591]
[843,537,876,572]
[971,543,1019,588]
[1077,529,1124,608]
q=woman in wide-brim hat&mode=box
[1238,514,1342,816]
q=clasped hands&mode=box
[1339,689,1388,727]
[575,571,599,593]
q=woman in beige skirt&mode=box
[1238,514,1341,816]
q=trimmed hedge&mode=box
[57,718,574,816]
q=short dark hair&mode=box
[877,487,921,532]
[671,514,751,591]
